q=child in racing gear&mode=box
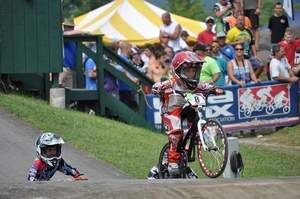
[152,51,223,176]
[27,132,87,181]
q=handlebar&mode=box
[174,88,225,98]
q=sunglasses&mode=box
[235,48,244,51]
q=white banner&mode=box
[283,0,294,19]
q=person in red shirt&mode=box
[197,16,216,45]
[279,28,300,68]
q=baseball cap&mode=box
[205,16,215,24]
[216,31,226,38]
[193,43,207,52]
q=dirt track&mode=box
[0,108,300,199]
[0,108,130,183]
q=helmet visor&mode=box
[178,62,201,82]
[41,144,61,158]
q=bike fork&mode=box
[197,120,208,151]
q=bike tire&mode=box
[158,142,189,179]
[266,105,274,115]
[197,119,228,178]
[158,143,170,179]
[179,150,188,178]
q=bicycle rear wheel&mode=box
[197,119,228,178]
[158,143,188,179]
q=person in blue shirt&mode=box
[59,19,88,88]
[216,31,235,62]
[84,58,97,90]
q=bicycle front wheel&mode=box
[197,119,228,178]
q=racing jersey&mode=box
[152,76,214,113]
[27,158,81,181]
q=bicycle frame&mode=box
[177,91,214,162]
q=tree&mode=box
[167,0,209,21]
[62,0,112,18]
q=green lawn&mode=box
[267,126,300,146]
[0,93,299,178]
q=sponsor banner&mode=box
[146,81,300,132]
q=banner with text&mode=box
[146,81,300,132]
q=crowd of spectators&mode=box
[61,0,300,111]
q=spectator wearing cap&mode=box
[193,43,221,84]
[197,16,216,45]
[216,31,235,62]
[269,44,298,83]
[59,18,88,88]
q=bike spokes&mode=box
[197,120,228,178]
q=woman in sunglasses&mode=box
[227,44,260,87]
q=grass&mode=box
[267,126,300,146]
[0,92,300,178]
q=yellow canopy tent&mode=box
[74,0,206,45]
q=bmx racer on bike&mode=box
[27,132,87,181]
[152,51,223,176]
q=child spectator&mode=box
[28,132,87,181]
[279,29,300,68]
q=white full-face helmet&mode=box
[35,132,65,167]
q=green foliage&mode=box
[167,0,209,21]
[0,93,300,178]
[166,0,284,26]
[260,0,277,26]
[63,0,112,18]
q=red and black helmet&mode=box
[171,51,203,89]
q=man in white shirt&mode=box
[159,12,182,52]
[269,44,298,83]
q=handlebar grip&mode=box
[214,88,225,95]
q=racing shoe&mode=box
[147,166,159,180]
[186,166,198,179]
[168,162,180,177]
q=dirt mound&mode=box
[1,177,300,199]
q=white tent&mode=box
[75,0,206,45]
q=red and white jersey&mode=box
[152,76,214,112]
